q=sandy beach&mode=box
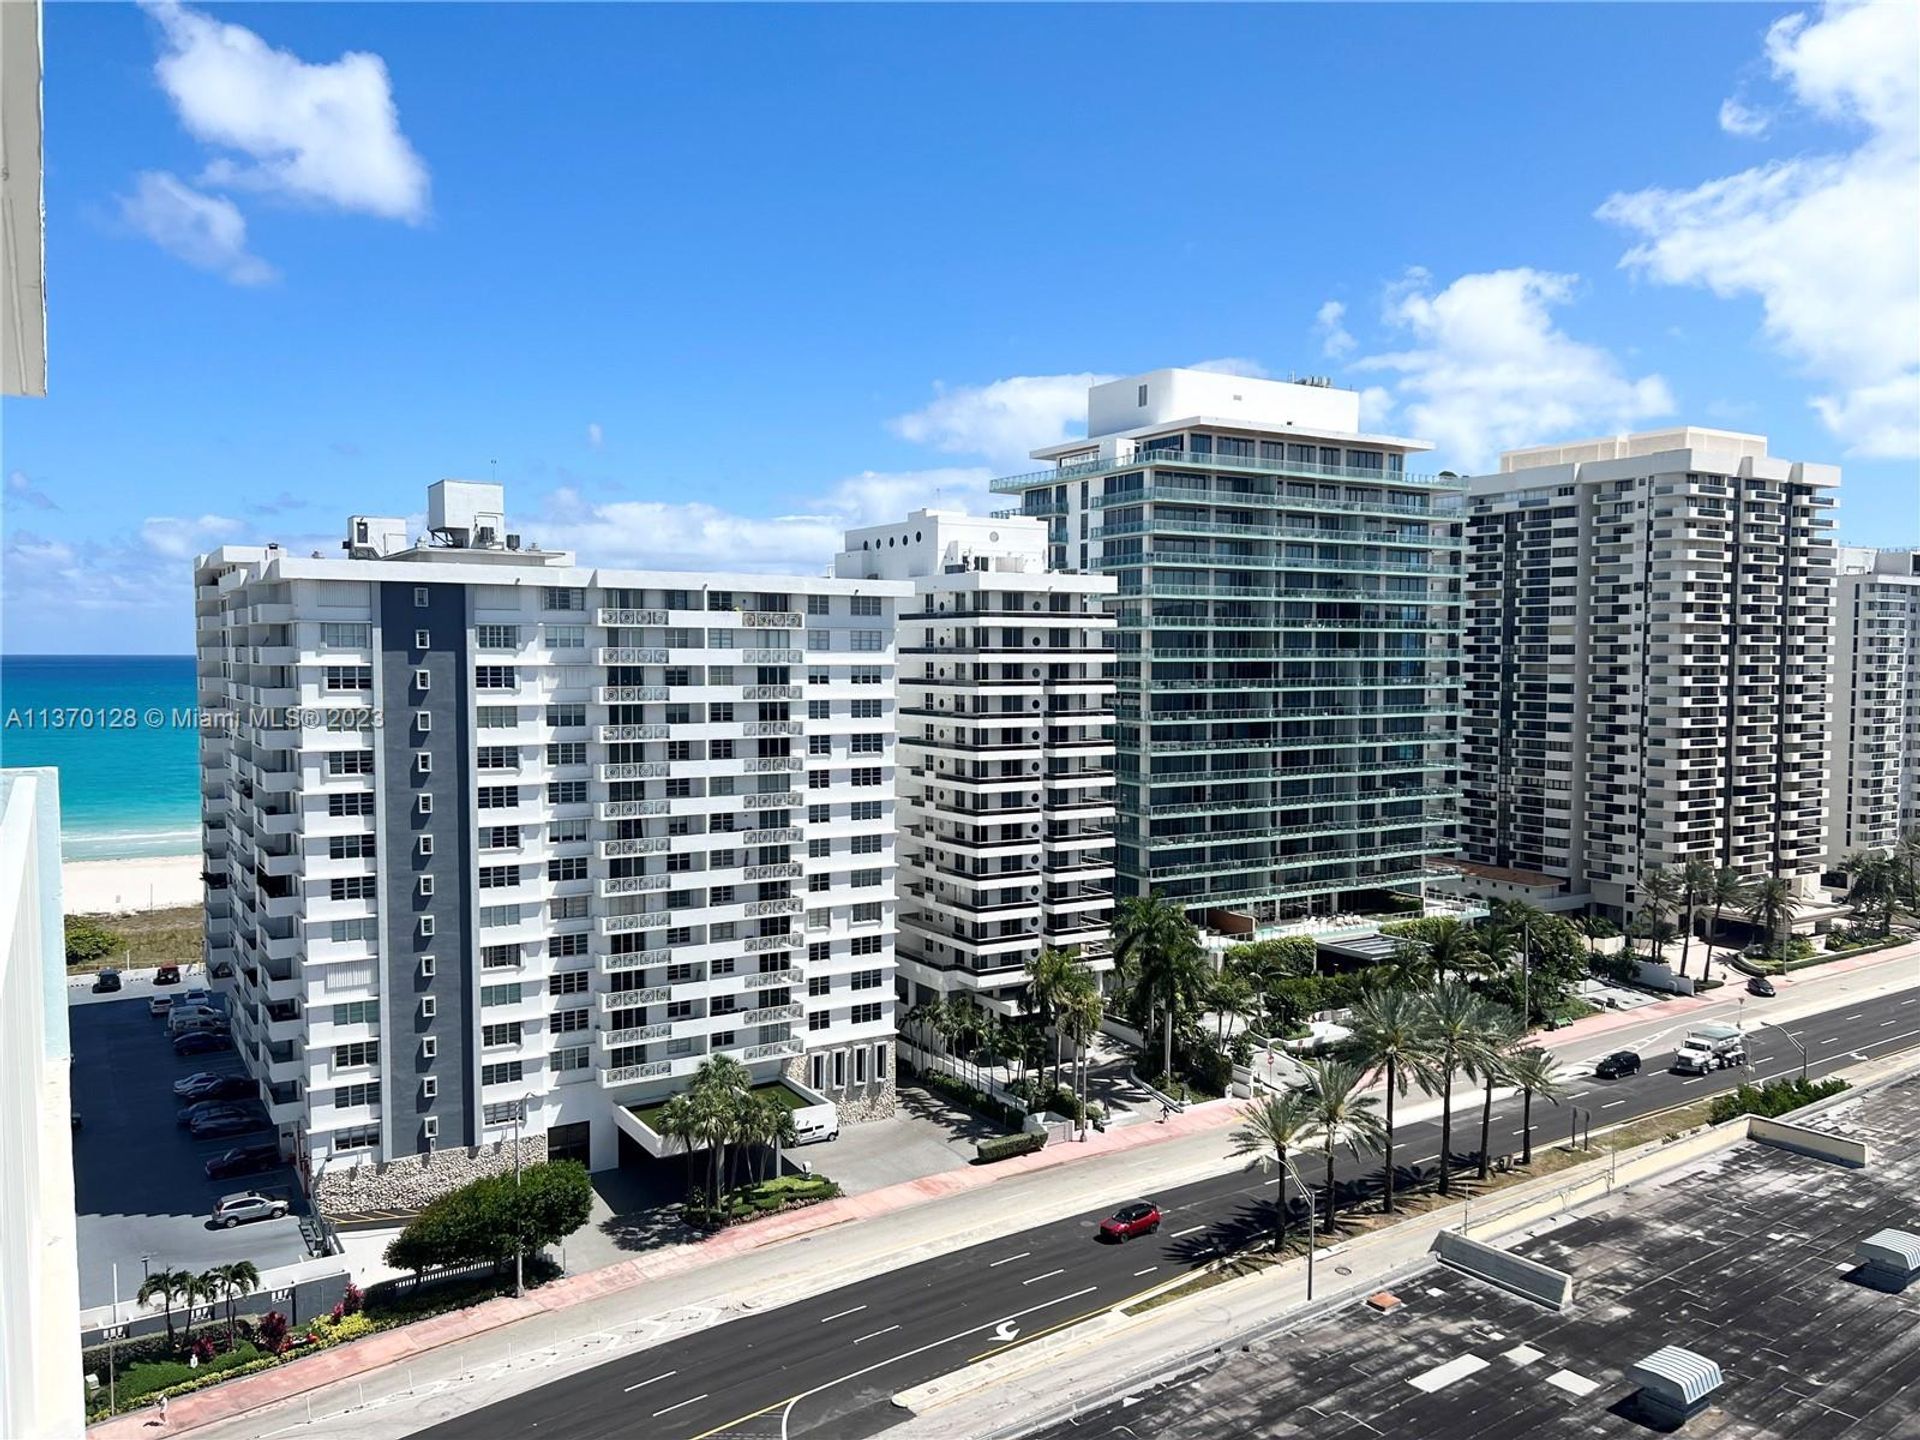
[63,854,201,915]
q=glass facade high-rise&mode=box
[990,369,1464,928]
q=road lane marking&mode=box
[1603,1100,1627,1109]
[1171,1224,1207,1237]
[684,1287,1100,1440]
[652,1394,709,1417]
[1846,1013,1863,1020]
[1023,1268,1066,1285]
[1902,999,1918,1006]
[1681,1077,1704,1085]
[624,1371,677,1393]
[988,1251,1031,1267]
[819,1305,867,1323]
[1820,1037,1839,1045]
[853,1325,900,1345]
[1134,1266,1158,1276]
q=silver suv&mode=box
[212,1191,288,1228]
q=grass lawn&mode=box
[69,904,202,972]
[111,1342,262,1408]
[627,1079,808,1133]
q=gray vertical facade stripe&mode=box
[379,581,476,1151]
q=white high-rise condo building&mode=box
[1827,547,1920,866]
[1462,428,1838,923]
[989,369,1463,931]
[197,482,909,1209]
[835,511,1117,1015]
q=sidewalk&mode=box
[91,938,1920,1438]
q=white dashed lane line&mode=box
[1023,1268,1066,1286]
[623,1371,676,1394]
[651,1394,708,1418]
[988,1252,1031,1268]
[819,1305,867,1324]
[1171,1224,1208,1238]
[853,1325,901,1345]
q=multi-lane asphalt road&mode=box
[419,986,1920,1440]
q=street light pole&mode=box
[1521,919,1532,1027]
[513,1099,526,1299]
[1280,1155,1315,1301]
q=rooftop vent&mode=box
[1627,1346,1723,1426]
[1853,1228,1920,1292]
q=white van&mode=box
[793,1108,840,1145]
[169,1007,229,1036]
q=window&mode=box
[833,1050,846,1087]
[418,875,435,898]
[420,955,436,977]
[333,1125,380,1153]
[478,705,517,728]
[852,902,882,925]
[809,974,830,997]
[554,1045,591,1072]
[418,793,434,815]
[482,1061,525,1086]
[852,1002,883,1025]
[422,1036,438,1059]
[552,931,590,957]
[807,594,830,615]
[808,941,831,963]
[851,768,882,787]
[329,876,377,902]
[851,595,882,617]
[413,586,430,608]
[329,917,377,944]
[851,667,882,685]
[552,1007,591,1033]
[325,665,372,692]
[419,834,435,857]
[416,751,432,774]
[414,667,432,691]
[547,624,586,649]
[422,1077,438,1099]
[873,1044,888,1080]
[854,1047,867,1085]
[331,1000,378,1025]
[419,915,436,937]
[415,711,432,734]
[543,586,584,611]
[850,934,884,957]
[851,630,884,652]
[808,838,831,858]
[546,742,587,766]
[333,1041,379,1069]
[482,1021,523,1048]
[478,786,517,810]
[328,792,375,817]
[809,770,830,790]
[548,856,588,882]
[548,970,590,996]
[546,703,587,727]
[808,699,831,720]
[321,622,370,648]
[475,665,516,689]
[328,834,375,860]
[414,629,431,650]
[852,969,883,990]
[550,817,589,843]
[851,834,882,855]
[548,780,588,805]
[851,800,882,822]
[479,903,521,927]
[482,943,519,969]
[809,1010,830,1032]
[481,982,523,1006]
[808,803,831,823]
[808,734,832,757]
[478,746,515,769]
[851,733,883,755]
[850,699,882,719]
[479,865,520,889]
[421,996,437,1018]
[477,624,520,650]
[807,629,831,652]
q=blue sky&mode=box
[3,0,1915,653]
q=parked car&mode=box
[154,964,182,985]
[205,1143,283,1181]
[168,1009,229,1036]
[1099,1201,1163,1242]
[190,1110,270,1141]
[174,1070,236,1097]
[92,969,122,994]
[179,1099,258,1127]
[1747,975,1777,997]
[1594,1050,1642,1080]
[173,1031,234,1057]
[211,1191,288,1228]
[178,987,214,1012]
[148,994,176,1017]
[176,1074,255,1104]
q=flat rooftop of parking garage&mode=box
[1035,1074,1920,1440]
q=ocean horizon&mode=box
[0,654,202,860]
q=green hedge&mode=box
[904,1061,1025,1130]
[975,1131,1046,1164]
[1709,1075,1849,1124]
[385,1160,593,1276]
[683,1174,841,1228]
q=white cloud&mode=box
[143,0,429,223]
[1314,300,1356,359]
[6,470,59,511]
[889,372,1112,473]
[1187,356,1270,378]
[141,513,247,559]
[1354,267,1673,470]
[119,171,276,285]
[1717,97,1771,138]
[586,422,604,451]
[525,466,995,575]
[1599,0,1920,457]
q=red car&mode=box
[1099,1201,1162,1242]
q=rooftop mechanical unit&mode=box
[1627,1345,1723,1426]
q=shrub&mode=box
[257,1311,289,1353]
[975,1131,1046,1164]
[904,1062,1025,1130]
[683,1174,840,1228]
[1709,1075,1849,1124]
[65,914,120,967]
[385,1160,593,1276]
[340,1281,364,1315]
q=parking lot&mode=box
[69,988,311,1310]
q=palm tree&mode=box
[137,1267,193,1351]
[1210,966,1255,1047]
[656,1091,705,1200]
[1897,827,1920,915]
[1469,1005,1525,1181]
[1703,866,1747,982]
[1413,980,1494,1197]
[1842,850,1899,937]
[180,1269,217,1345]
[1229,1090,1317,1253]
[1639,865,1684,964]
[1504,1046,1567,1166]
[206,1261,260,1348]
[1055,967,1105,1129]
[1112,893,1207,1081]
[687,1054,753,1201]
[1024,947,1078,1092]
[1300,1058,1389,1233]
[1742,876,1800,969]
[1679,856,1716,977]
[1346,988,1430,1215]
[1422,917,1485,984]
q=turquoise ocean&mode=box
[0,655,202,859]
